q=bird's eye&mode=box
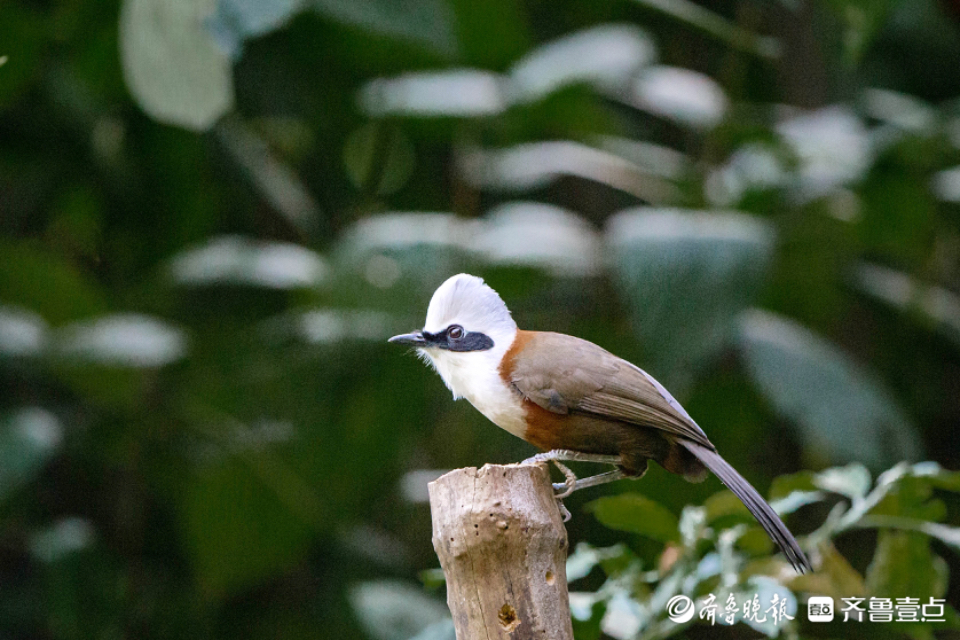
[447,325,464,339]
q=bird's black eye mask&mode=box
[422,325,494,352]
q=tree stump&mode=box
[428,463,574,640]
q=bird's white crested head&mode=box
[389,273,527,437]
[423,273,516,337]
[412,273,518,401]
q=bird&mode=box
[389,273,810,573]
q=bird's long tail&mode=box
[681,441,811,573]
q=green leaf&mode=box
[206,0,307,59]
[348,580,450,640]
[213,118,322,235]
[912,461,960,491]
[408,619,455,640]
[507,25,656,104]
[768,470,818,500]
[814,463,872,501]
[0,305,47,357]
[180,457,316,597]
[866,530,946,600]
[475,203,601,277]
[790,541,866,600]
[168,236,328,289]
[739,310,921,468]
[587,494,679,542]
[740,576,797,637]
[869,476,944,521]
[312,0,457,57]
[359,70,506,117]
[462,143,675,202]
[631,66,729,130]
[852,263,960,352]
[334,213,475,295]
[821,0,903,65]
[0,408,62,502]
[769,490,825,516]
[565,542,631,582]
[56,314,187,368]
[0,5,44,110]
[628,0,779,59]
[703,490,749,522]
[851,514,960,555]
[736,526,774,556]
[917,522,960,553]
[417,568,446,590]
[343,123,416,196]
[0,241,107,325]
[566,543,602,582]
[606,209,774,389]
[119,0,234,130]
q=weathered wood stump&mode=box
[428,463,574,640]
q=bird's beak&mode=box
[388,330,427,347]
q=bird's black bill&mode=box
[388,331,427,346]
[389,327,494,351]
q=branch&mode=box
[428,463,574,640]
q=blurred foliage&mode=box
[2,0,960,638]
[564,461,960,640]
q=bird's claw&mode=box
[551,461,576,522]
[552,460,577,499]
[523,455,577,520]
[557,499,571,522]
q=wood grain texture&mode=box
[428,463,574,640]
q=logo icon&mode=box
[808,596,835,622]
[666,595,695,623]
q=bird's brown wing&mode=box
[505,331,714,450]
[504,330,811,574]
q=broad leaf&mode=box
[473,202,601,276]
[349,580,450,640]
[607,209,774,389]
[181,457,316,596]
[866,530,947,600]
[739,310,921,468]
[359,70,505,117]
[335,213,476,294]
[119,0,234,130]
[588,494,679,543]
[0,408,62,502]
[814,464,872,502]
[207,0,306,59]
[313,0,457,57]
[508,24,655,104]
[168,236,327,289]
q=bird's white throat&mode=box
[419,329,528,439]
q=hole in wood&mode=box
[545,570,555,585]
[498,603,520,631]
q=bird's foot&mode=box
[557,499,571,522]
[552,462,574,522]
[523,456,577,520]
[551,460,578,499]
[522,450,625,521]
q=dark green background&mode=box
[2,0,960,637]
